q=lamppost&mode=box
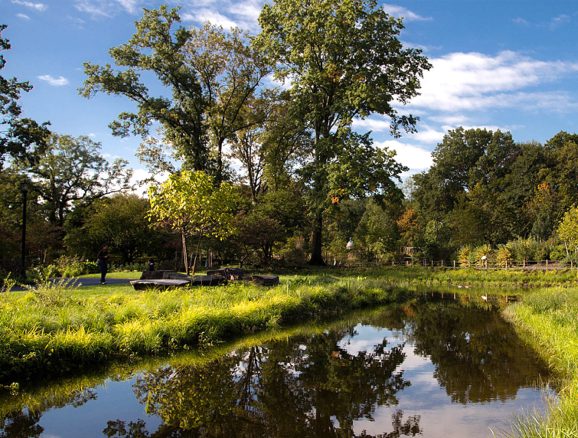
[20,181,28,280]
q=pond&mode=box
[0,293,554,437]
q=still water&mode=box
[0,294,553,437]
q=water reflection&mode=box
[0,295,552,438]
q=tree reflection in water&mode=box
[0,409,43,438]
[402,300,551,404]
[131,328,417,437]
[0,297,552,438]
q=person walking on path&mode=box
[97,245,109,284]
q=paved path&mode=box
[9,277,134,291]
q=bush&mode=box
[495,245,512,268]
[472,244,493,267]
[46,256,98,278]
[458,246,472,267]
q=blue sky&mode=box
[2,0,578,181]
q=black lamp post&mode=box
[20,181,28,280]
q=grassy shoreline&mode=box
[503,287,578,437]
[0,273,416,384]
[1,267,576,435]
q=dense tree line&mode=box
[406,128,578,264]
[3,2,578,277]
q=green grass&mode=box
[78,271,142,280]
[503,288,578,437]
[0,272,414,384]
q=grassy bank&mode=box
[504,288,578,437]
[2,266,577,438]
[0,273,412,384]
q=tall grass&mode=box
[0,273,412,383]
[504,287,578,437]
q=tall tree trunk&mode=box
[309,210,325,265]
[181,229,189,275]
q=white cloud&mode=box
[129,168,169,196]
[409,51,578,113]
[550,14,571,30]
[407,126,445,143]
[67,15,86,27]
[38,74,69,87]
[75,1,111,18]
[183,9,240,29]
[228,0,261,22]
[429,114,471,126]
[352,117,391,132]
[117,0,140,14]
[181,0,266,31]
[382,4,431,22]
[377,140,433,172]
[74,0,144,18]
[11,0,47,12]
[512,17,529,26]
[16,13,31,20]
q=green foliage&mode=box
[505,288,578,437]
[353,200,399,263]
[148,170,237,273]
[65,194,161,264]
[557,205,578,261]
[495,245,512,268]
[256,0,429,263]
[22,133,132,227]
[234,211,284,265]
[458,246,472,267]
[1,273,15,293]
[82,7,268,178]
[50,256,97,278]
[472,244,493,267]
[0,272,412,383]
[148,170,237,240]
[506,237,544,265]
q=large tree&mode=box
[24,133,133,227]
[0,25,49,169]
[255,0,430,264]
[81,7,269,180]
[64,194,160,264]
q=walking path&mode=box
[8,277,134,291]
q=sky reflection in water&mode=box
[0,296,553,437]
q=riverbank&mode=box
[504,287,578,437]
[0,272,415,384]
[1,267,576,436]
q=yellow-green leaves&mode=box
[557,205,578,258]
[148,170,237,241]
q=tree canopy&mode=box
[81,7,269,181]
[255,0,430,264]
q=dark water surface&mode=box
[0,294,553,437]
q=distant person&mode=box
[97,245,109,285]
[148,258,155,272]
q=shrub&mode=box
[495,245,512,268]
[458,246,472,267]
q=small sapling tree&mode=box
[148,170,237,274]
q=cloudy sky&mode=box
[3,0,578,179]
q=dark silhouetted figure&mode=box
[97,245,109,284]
